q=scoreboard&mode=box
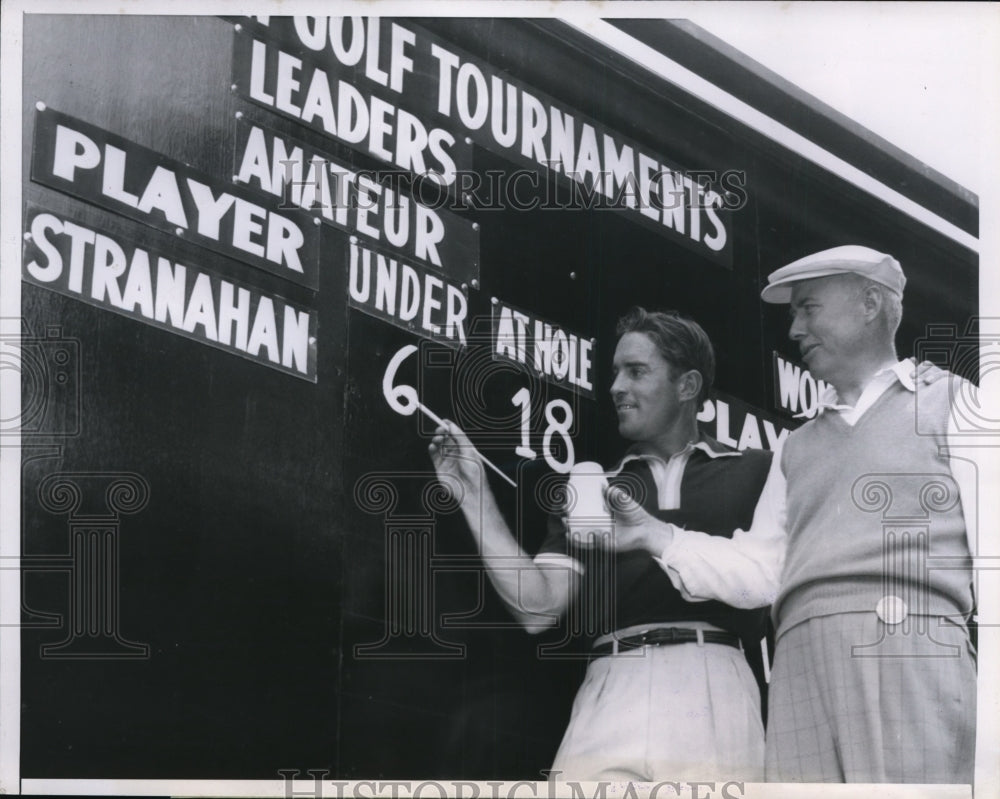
[13,11,979,787]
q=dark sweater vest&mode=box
[540,438,773,644]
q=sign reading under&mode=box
[23,206,317,381]
[31,106,321,291]
[346,237,468,348]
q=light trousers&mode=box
[550,638,765,783]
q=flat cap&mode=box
[760,245,906,304]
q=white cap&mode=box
[760,245,906,304]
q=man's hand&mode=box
[603,484,676,555]
[428,420,483,501]
[911,359,948,385]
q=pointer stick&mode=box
[420,403,517,488]
[382,345,517,489]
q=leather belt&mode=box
[591,627,741,657]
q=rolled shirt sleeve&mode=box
[653,440,788,608]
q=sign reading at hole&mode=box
[491,299,595,399]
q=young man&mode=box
[428,308,771,782]
[625,246,977,783]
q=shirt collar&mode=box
[801,358,915,418]
[610,432,740,475]
[889,359,917,392]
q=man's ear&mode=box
[862,284,883,323]
[678,369,702,403]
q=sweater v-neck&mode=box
[820,375,905,433]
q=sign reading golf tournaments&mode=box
[232,16,736,266]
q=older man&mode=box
[622,246,977,783]
[428,307,771,782]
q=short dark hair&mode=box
[615,307,715,405]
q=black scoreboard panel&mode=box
[19,15,977,780]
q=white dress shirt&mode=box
[656,360,979,608]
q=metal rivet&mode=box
[470,279,479,290]
[35,101,46,112]
[235,111,244,119]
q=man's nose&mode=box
[610,373,625,396]
[789,311,806,341]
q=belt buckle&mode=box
[644,627,679,646]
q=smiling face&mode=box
[788,275,870,381]
[610,332,686,443]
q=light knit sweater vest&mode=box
[775,378,973,638]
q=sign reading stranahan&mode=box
[232,16,736,268]
[31,106,321,291]
[23,206,317,381]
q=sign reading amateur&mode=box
[491,299,595,399]
[231,16,737,268]
[23,206,317,381]
[31,106,321,291]
[233,117,479,283]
